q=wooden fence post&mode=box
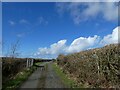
[28,59,30,67]
[26,58,34,68]
[31,59,33,66]
[29,59,30,67]
[26,58,28,68]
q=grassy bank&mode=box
[57,44,120,88]
[34,62,42,66]
[2,66,37,90]
[52,63,79,88]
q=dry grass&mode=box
[2,58,27,84]
[57,44,120,88]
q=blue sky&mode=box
[3,2,118,58]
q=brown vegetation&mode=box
[2,57,27,85]
[57,44,120,88]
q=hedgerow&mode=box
[57,44,120,88]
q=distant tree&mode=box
[9,40,21,58]
[3,40,21,58]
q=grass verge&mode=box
[34,62,43,66]
[52,63,79,88]
[2,66,37,90]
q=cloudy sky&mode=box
[3,2,119,58]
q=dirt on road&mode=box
[19,63,46,89]
[19,62,66,89]
[44,62,66,88]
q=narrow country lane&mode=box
[19,62,66,89]
[44,62,66,88]
[19,63,47,89]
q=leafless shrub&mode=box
[2,57,27,84]
[57,44,120,88]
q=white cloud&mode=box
[50,40,67,54]
[56,2,83,24]
[35,40,67,57]
[17,33,25,38]
[55,3,67,16]
[9,19,29,26]
[83,2,118,21]
[19,19,29,24]
[8,20,16,25]
[56,2,118,24]
[102,2,118,21]
[35,26,119,58]
[66,35,100,53]
[100,26,119,45]
[82,3,101,17]
[38,17,48,25]
[35,35,100,58]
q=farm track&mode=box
[19,62,66,89]
[44,62,66,88]
[19,63,46,89]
